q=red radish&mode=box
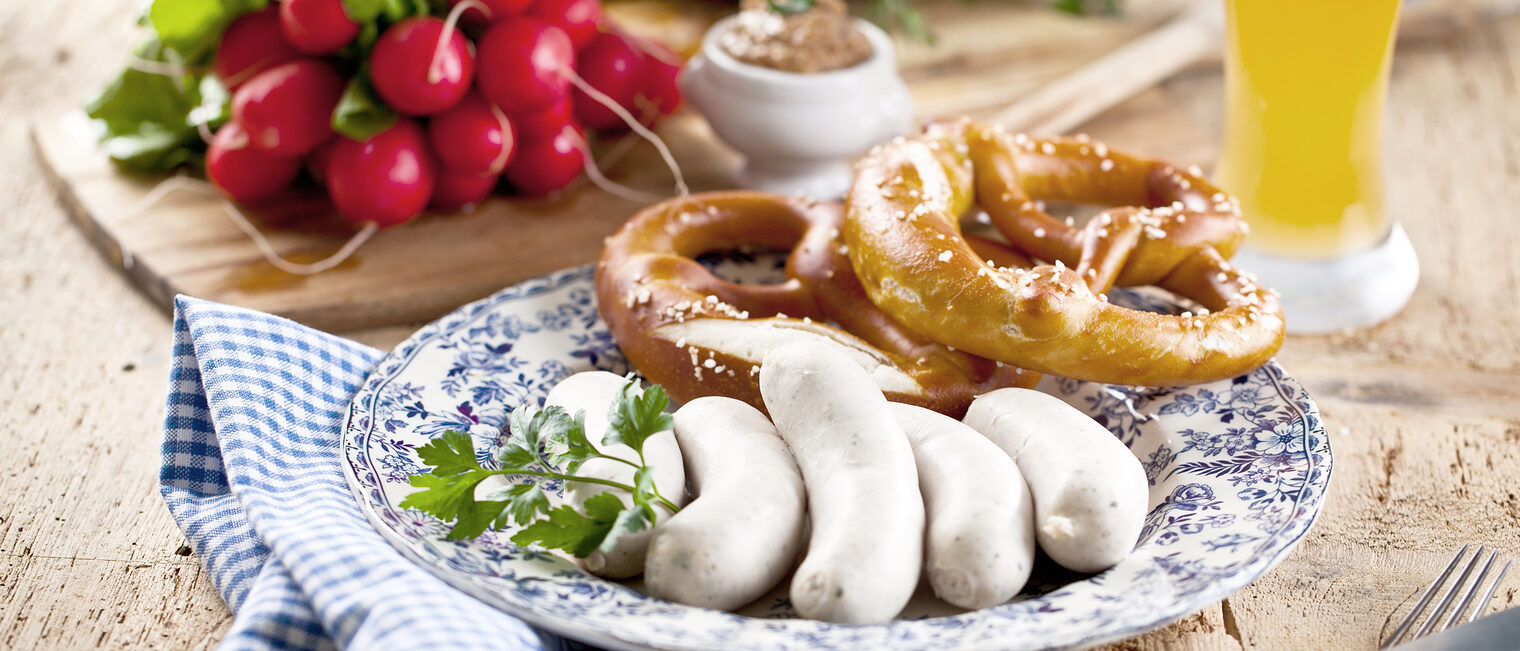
[431,170,500,210]
[215,7,303,91]
[369,17,475,116]
[428,93,517,176]
[326,119,438,227]
[528,0,603,51]
[280,0,361,55]
[511,97,574,141]
[453,0,534,26]
[476,18,574,114]
[232,60,344,157]
[571,31,647,130]
[206,122,303,203]
[505,124,584,196]
[306,140,337,184]
[639,40,684,115]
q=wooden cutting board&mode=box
[18,0,1310,332]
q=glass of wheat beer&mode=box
[1214,0,1419,333]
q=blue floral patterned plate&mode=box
[341,261,1330,650]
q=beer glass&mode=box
[1215,0,1419,333]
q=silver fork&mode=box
[1379,545,1512,649]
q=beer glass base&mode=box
[1232,222,1419,334]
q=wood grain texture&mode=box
[3,1,1518,650]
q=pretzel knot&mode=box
[595,191,1037,416]
[844,119,1286,386]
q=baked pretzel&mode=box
[843,119,1286,386]
[595,191,1037,416]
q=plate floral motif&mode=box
[341,262,1330,650]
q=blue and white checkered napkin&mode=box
[159,296,565,650]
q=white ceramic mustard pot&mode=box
[680,16,914,199]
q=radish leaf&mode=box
[332,69,398,140]
[86,38,210,171]
[342,0,429,23]
[150,0,270,64]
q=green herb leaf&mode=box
[400,469,494,522]
[895,5,935,45]
[546,411,597,474]
[502,404,594,472]
[417,430,485,476]
[404,381,682,544]
[602,503,651,554]
[629,465,658,510]
[767,0,815,15]
[582,491,628,523]
[502,405,547,468]
[603,380,673,453]
[1053,0,1121,16]
[150,0,269,65]
[447,497,511,540]
[496,442,538,471]
[511,493,627,558]
[485,481,551,526]
[869,0,936,45]
[403,430,508,537]
[533,406,581,450]
[332,68,397,141]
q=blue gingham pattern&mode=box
[159,296,557,650]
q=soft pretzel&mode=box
[843,119,1285,386]
[595,191,1036,416]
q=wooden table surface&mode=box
[3,1,1518,649]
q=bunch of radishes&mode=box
[204,0,682,230]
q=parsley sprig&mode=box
[400,378,680,556]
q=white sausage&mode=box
[644,397,807,611]
[545,371,687,578]
[759,342,924,624]
[891,403,1035,609]
[962,387,1146,573]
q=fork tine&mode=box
[1379,545,1471,649]
[1413,545,1486,639]
[1438,549,1499,632]
[1466,560,1511,624]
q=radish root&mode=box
[221,204,379,275]
[486,101,515,176]
[125,54,203,80]
[625,33,682,68]
[119,175,379,276]
[560,66,690,201]
[219,54,280,89]
[566,130,665,203]
[430,0,487,85]
[196,121,215,145]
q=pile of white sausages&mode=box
[541,341,1148,624]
